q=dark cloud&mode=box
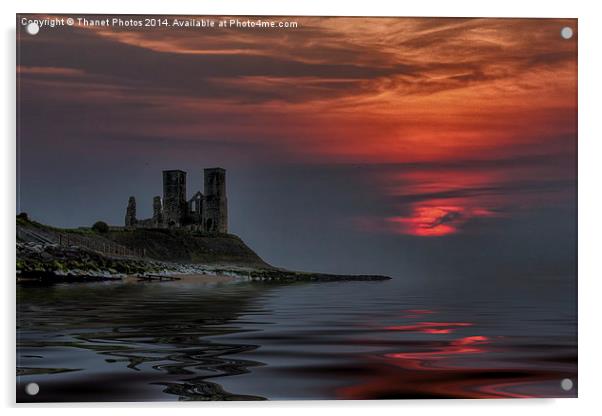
[427,209,463,229]
[18,15,577,105]
[18,24,415,105]
[389,179,575,205]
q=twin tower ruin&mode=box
[125,168,228,233]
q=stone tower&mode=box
[162,170,187,227]
[202,168,228,233]
[152,196,163,227]
[125,196,137,228]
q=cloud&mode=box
[18,16,577,106]
[388,179,575,205]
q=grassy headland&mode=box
[16,215,391,282]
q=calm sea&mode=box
[16,276,577,401]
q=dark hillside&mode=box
[106,228,270,268]
[17,216,271,269]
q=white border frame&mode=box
[3,1,601,415]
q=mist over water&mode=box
[17,277,576,401]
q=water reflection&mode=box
[17,280,274,401]
[17,279,577,401]
[385,321,473,334]
[337,304,576,399]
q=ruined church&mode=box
[125,168,228,233]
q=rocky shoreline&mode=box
[17,241,391,283]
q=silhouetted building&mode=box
[125,168,228,233]
[203,168,228,233]
[125,196,137,228]
[162,170,187,227]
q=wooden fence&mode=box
[57,233,146,258]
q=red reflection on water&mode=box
[477,381,538,398]
[386,321,472,334]
[337,316,576,399]
[337,365,551,399]
[385,335,489,370]
[336,334,544,399]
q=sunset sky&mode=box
[17,15,577,280]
